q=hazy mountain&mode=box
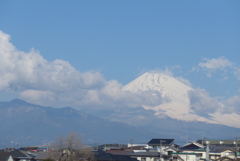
[0,99,159,147]
[1,72,239,147]
[82,104,240,144]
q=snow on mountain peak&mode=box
[122,72,219,124]
[122,72,240,128]
[123,72,192,102]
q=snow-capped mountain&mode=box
[123,72,240,128]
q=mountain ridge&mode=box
[0,99,159,146]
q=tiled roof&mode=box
[106,150,133,155]
[94,152,137,161]
[11,150,27,158]
[10,150,33,159]
[209,146,236,153]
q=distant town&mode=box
[1,135,239,161]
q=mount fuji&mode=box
[123,72,240,128]
[82,72,240,142]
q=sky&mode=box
[0,1,240,112]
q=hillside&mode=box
[0,99,159,146]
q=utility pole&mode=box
[159,140,165,161]
[96,143,98,151]
[234,137,239,160]
[130,138,133,150]
[206,141,210,161]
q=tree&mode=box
[51,132,95,161]
[43,158,55,161]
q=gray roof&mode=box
[0,152,11,161]
[130,152,170,158]
[209,146,237,153]
[196,140,240,146]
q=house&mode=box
[94,151,138,161]
[219,149,240,160]
[105,147,134,156]
[214,156,235,161]
[180,141,206,160]
[124,146,148,153]
[171,152,201,161]
[10,150,35,161]
[0,152,14,161]
[34,152,62,161]
[130,151,170,161]
[126,138,179,161]
[147,139,175,150]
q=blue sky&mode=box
[0,1,240,110]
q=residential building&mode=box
[0,151,14,161]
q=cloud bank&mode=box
[0,30,239,116]
[0,30,162,109]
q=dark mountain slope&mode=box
[0,99,159,146]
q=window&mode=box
[196,153,202,157]
[154,158,159,161]
[226,152,234,156]
[141,158,146,161]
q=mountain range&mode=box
[80,72,240,142]
[0,99,159,147]
[0,72,239,147]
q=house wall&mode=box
[147,145,169,150]
[176,154,200,161]
[221,150,236,159]
[181,150,206,160]
[209,153,221,160]
[8,156,14,161]
[136,156,160,161]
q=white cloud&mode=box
[234,67,240,81]
[223,95,240,112]
[188,88,235,114]
[188,88,221,113]
[0,30,162,109]
[20,90,56,106]
[198,57,238,78]
[199,57,234,70]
